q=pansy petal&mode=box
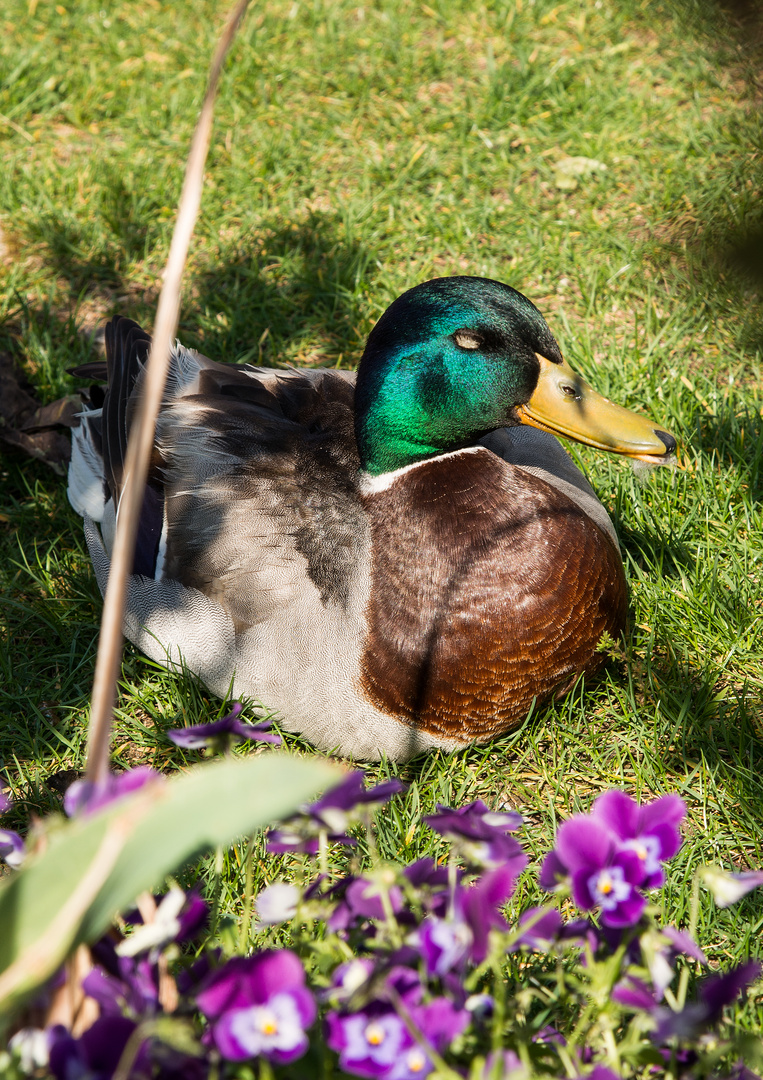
[231,718,281,744]
[571,867,597,910]
[700,867,763,908]
[612,975,656,1011]
[591,790,639,840]
[639,794,686,837]
[80,1016,141,1075]
[64,767,162,817]
[257,883,299,925]
[312,773,367,813]
[539,849,568,891]
[0,829,25,868]
[511,907,563,950]
[661,926,706,964]
[197,950,308,1019]
[600,891,647,928]
[613,847,649,887]
[642,865,666,891]
[701,961,762,1021]
[647,820,683,862]
[411,997,470,1052]
[212,1010,258,1061]
[464,864,522,963]
[555,817,614,873]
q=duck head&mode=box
[355,276,676,476]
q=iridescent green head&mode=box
[354,276,564,476]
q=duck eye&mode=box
[561,384,579,398]
[453,330,482,350]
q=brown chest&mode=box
[359,448,626,743]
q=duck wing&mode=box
[70,317,365,627]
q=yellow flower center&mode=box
[365,1023,385,1046]
[259,1011,279,1036]
[635,843,648,860]
[598,872,613,895]
[407,1049,427,1073]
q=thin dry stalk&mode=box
[85,0,252,784]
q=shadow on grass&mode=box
[692,407,763,502]
[185,215,377,365]
[618,0,763,353]
[5,209,378,378]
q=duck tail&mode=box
[69,317,168,578]
[69,315,151,511]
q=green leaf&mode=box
[0,753,339,1019]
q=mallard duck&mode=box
[68,276,675,761]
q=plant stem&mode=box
[210,844,225,939]
[677,871,701,1009]
[491,957,506,1054]
[84,0,252,784]
[238,832,257,953]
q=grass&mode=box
[1,0,763,1040]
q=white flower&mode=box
[256,882,299,925]
[700,866,763,908]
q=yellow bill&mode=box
[517,354,677,462]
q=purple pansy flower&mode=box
[266,825,325,855]
[327,996,468,1080]
[7,1029,50,1073]
[465,994,494,1021]
[326,958,377,1005]
[419,914,473,977]
[403,858,452,891]
[116,888,208,956]
[542,815,648,928]
[83,936,161,1018]
[661,926,707,965]
[168,703,281,751]
[176,890,209,943]
[0,791,11,814]
[724,1063,763,1080]
[590,790,685,889]
[640,925,708,999]
[268,772,404,854]
[309,773,405,831]
[653,961,762,1042]
[463,861,526,964]
[328,876,404,932]
[48,1017,148,1080]
[64,766,162,818]
[509,906,590,952]
[196,949,315,1063]
[513,906,565,951]
[0,828,25,868]
[402,859,454,919]
[611,974,657,1012]
[409,868,517,975]
[328,1009,407,1078]
[424,800,523,867]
